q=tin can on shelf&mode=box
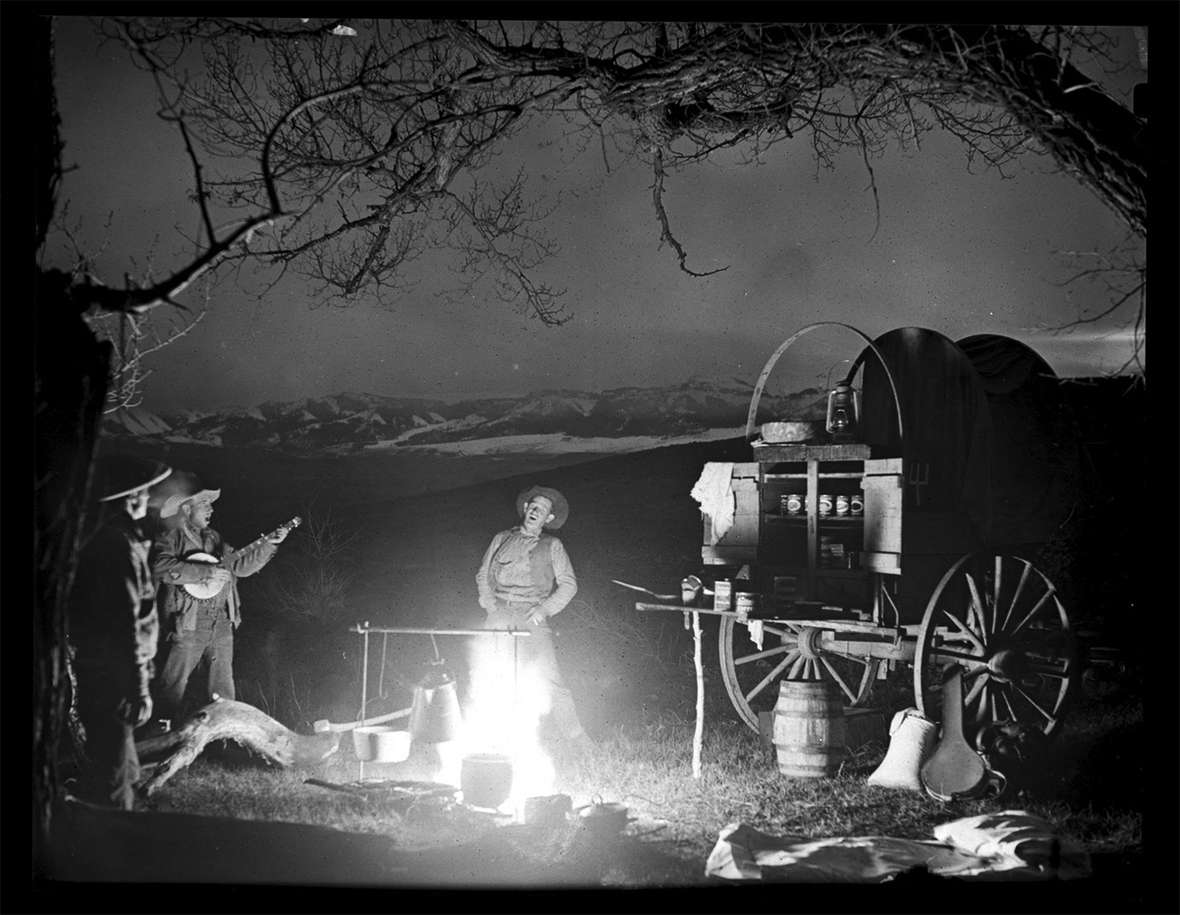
[835,495,850,515]
[818,493,833,516]
[850,493,864,515]
[734,592,757,622]
[713,579,732,612]
[785,493,803,515]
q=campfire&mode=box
[434,633,557,821]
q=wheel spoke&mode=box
[787,654,806,680]
[744,651,797,704]
[735,645,791,666]
[1010,683,1054,724]
[991,555,1004,636]
[762,624,797,641]
[1010,588,1056,637]
[937,613,985,654]
[1000,559,1033,634]
[964,670,990,708]
[998,687,1018,723]
[963,571,988,640]
[819,656,856,703]
[973,683,991,727]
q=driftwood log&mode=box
[136,697,341,795]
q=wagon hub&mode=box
[797,627,825,660]
[986,648,1027,683]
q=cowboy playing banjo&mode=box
[147,478,296,731]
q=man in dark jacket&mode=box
[150,479,289,725]
[68,454,172,809]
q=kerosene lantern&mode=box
[825,380,860,441]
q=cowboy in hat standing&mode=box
[150,479,289,726]
[474,485,593,752]
[67,454,171,808]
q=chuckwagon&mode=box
[641,322,1087,744]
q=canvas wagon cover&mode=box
[852,327,1080,550]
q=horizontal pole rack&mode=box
[349,624,532,637]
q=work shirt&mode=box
[476,527,577,619]
[152,524,276,633]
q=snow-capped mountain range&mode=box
[105,379,829,455]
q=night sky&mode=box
[49,18,1146,414]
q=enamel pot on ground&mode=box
[460,753,514,809]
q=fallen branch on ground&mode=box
[136,697,340,795]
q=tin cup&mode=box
[818,494,833,516]
[785,493,804,515]
[835,495,850,515]
[850,494,864,515]
[713,579,732,612]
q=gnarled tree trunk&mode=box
[34,279,112,870]
[137,698,341,795]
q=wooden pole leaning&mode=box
[692,609,704,779]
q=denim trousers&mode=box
[478,605,587,741]
[155,605,235,722]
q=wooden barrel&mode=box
[772,680,847,777]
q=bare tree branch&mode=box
[60,18,1149,332]
[650,149,728,278]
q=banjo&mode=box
[182,516,301,599]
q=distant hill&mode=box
[104,380,828,455]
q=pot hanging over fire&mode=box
[408,660,463,744]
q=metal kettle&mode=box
[408,659,463,744]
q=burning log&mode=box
[136,697,340,795]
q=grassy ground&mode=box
[134,685,1143,880]
[66,435,1154,897]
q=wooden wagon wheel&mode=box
[719,616,880,732]
[913,552,1078,740]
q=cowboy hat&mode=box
[516,485,569,530]
[93,455,172,503]
[160,480,221,518]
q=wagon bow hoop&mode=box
[744,321,904,445]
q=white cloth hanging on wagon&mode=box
[691,462,735,544]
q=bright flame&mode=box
[450,632,556,817]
